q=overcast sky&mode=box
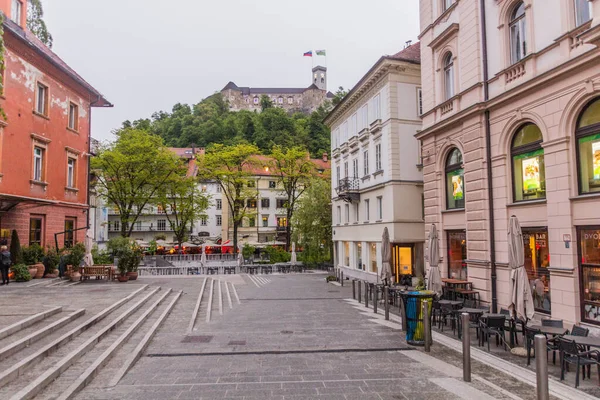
[44,0,419,141]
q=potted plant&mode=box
[43,248,60,278]
[67,243,86,282]
[11,264,31,282]
[23,244,45,279]
[126,244,142,281]
[117,254,130,282]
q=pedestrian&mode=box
[0,245,11,285]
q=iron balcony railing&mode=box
[336,177,360,195]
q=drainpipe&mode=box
[86,95,100,231]
[480,0,498,313]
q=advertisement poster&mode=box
[522,156,541,192]
[452,174,464,200]
[593,140,600,180]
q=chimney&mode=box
[191,143,196,156]
[322,153,328,162]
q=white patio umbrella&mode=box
[237,243,243,267]
[508,215,535,321]
[290,242,297,265]
[200,244,207,267]
[380,227,393,286]
[426,224,443,297]
[83,229,94,269]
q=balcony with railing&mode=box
[335,177,360,202]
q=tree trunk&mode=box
[233,221,238,257]
[285,207,293,251]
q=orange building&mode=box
[0,1,111,249]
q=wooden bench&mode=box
[81,265,113,281]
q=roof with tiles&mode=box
[386,42,421,64]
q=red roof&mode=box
[387,42,421,64]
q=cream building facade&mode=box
[326,43,424,284]
[418,0,600,328]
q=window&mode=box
[67,158,76,188]
[29,217,43,246]
[343,241,350,266]
[36,83,48,115]
[337,206,341,224]
[443,53,454,100]
[216,215,222,226]
[247,199,257,208]
[247,180,255,188]
[216,185,222,193]
[113,220,120,232]
[33,147,44,181]
[442,0,453,12]
[253,97,259,104]
[11,0,22,25]
[248,217,256,227]
[64,219,76,248]
[278,97,283,104]
[269,181,276,189]
[511,124,545,201]
[287,97,293,105]
[522,228,550,313]
[261,198,270,208]
[417,88,423,116]
[375,143,382,171]
[344,161,349,177]
[370,243,377,272]
[277,217,287,227]
[363,151,369,175]
[574,0,593,26]
[509,2,527,64]
[445,148,465,209]
[157,205,165,214]
[68,103,79,130]
[157,220,167,231]
[579,227,600,325]
[376,196,383,220]
[262,215,269,227]
[354,203,359,222]
[373,94,381,121]
[136,221,141,231]
[576,98,600,195]
[336,166,341,185]
[447,230,467,280]
[216,199,222,210]
[201,217,207,226]
[351,114,357,136]
[364,199,370,221]
[345,204,349,223]
[356,242,363,270]
[276,199,286,208]
[352,159,358,178]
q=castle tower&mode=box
[312,66,327,91]
[0,0,28,28]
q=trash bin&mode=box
[400,291,434,346]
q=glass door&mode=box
[392,244,414,284]
[447,230,467,280]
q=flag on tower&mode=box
[316,50,326,56]
[303,51,313,57]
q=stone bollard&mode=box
[341,271,344,286]
[535,335,549,400]
[462,313,471,382]
[373,286,378,313]
[365,281,369,308]
[423,300,431,352]
[357,281,362,303]
[352,280,356,300]
[384,287,390,321]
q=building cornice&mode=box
[428,23,460,49]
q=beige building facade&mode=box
[326,43,424,284]
[418,0,600,329]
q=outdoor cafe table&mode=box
[456,308,485,339]
[438,300,463,307]
[525,325,569,365]
[561,335,600,348]
[441,279,472,300]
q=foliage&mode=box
[91,129,182,237]
[9,230,23,265]
[147,240,158,255]
[91,246,113,264]
[66,243,86,272]
[263,246,290,263]
[154,234,167,241]
[242,244,255,260]
[292,178,332,265]
[22,244,45,265]
[27,0,53,48]
[43,248,60,274]
[269,146,317,250]
[121,94,331,159]
[197,143,260,252]
[11,264,31,282]
[260,95,273,111]
[107,237,141,274]
[415,277,426,291]
[331,86,348,106]
[157,169,210,248]
[325,275,337,282]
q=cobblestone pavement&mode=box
[74,273,549,400]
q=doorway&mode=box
[392,244,414,284]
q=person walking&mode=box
[0,245,11,285]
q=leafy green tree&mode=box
[10,230,23,265]
[158,171,210,249]
[27,0,53,48]
[196,144,260,252]
[270,146,316,250]
[331,86,348,106]
[292,178,332,265]
[260,95,273,111]
[91,129,181,237]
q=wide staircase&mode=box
[0,285,181,400]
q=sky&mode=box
[43,0,420,141]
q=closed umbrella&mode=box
[237,243,243,267]
[83,229,94,269]
[200,244,207,267]
[426,224,443,297]
[508,215,535,321]
[290,242,297,265]
[380,227,393,286]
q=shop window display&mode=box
[522,228,550,313]
[580,227,600,324]
[447,231,467,280]
[511,124,546,201]
[576,98,600,194]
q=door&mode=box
[392,244,414,284]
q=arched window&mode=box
[509,2,527,64]
[511,124,545,201]
[576,98,600,194]
[445,148,464,209]
[443,52,454,100]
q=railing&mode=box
[505,62,526,84]
[335,177,360,195]
[144,254,237,263]
[440,100,454,115]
